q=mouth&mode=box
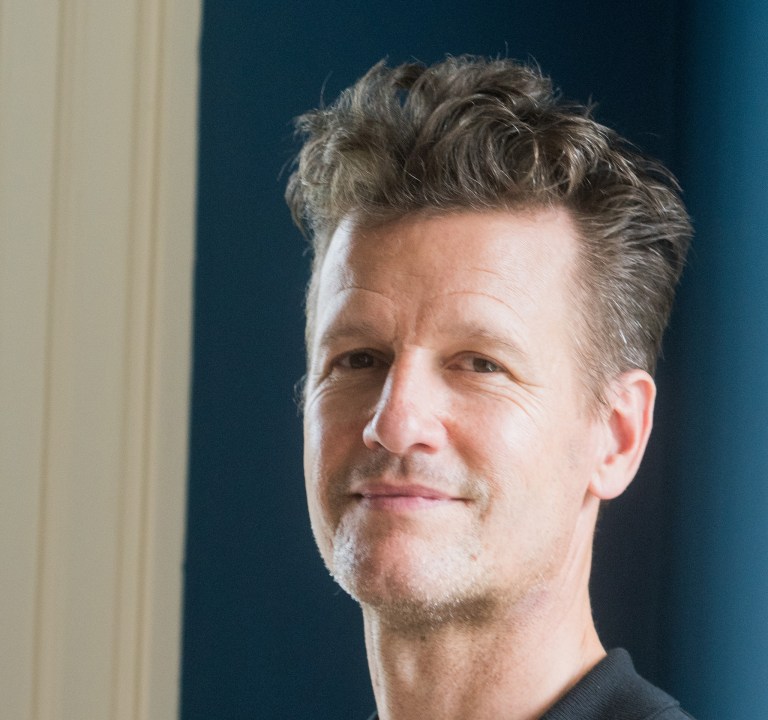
[351,484,465,511]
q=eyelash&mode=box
[456,356,505,374]
[330,350,508,376]
[336,350,387,370]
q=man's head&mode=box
[287,56,691,629]
[287,55,691,407]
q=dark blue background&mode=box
[182,2,768,718]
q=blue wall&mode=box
[661,1,768,716]
[183,2,767,718]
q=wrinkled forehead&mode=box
[320,207,577,279]
[306,208,582,344]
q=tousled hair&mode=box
[286,55,692,405]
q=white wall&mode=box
[0,1,200,718]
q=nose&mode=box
[362,353,447,455]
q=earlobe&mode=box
[589,369,656,501]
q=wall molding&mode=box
[0,1,200,718]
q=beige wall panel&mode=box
[137,0,200,716]
[34,2,140,717]
[1,0,199,718]
[0,4,61,719]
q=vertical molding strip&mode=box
[33,0,73,716]
[110,0,163,716]
[0,3,61,720]
[141,3,200,716]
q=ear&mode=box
[589,369,656,501]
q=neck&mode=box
[362,544,603,720]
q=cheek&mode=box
[305,385,374,456]
[303,411,335,509]
[452,397,585,531]
[303,392,369,527]
[303,426,340,569]
[452,397,546,478]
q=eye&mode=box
[449,354,508,375]
[470,357,503,373]
[335,350,386,370]
[345,351,375,369]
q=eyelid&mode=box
[331,347,390,369]
[447,352,509,373]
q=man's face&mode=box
[303,209,607,624]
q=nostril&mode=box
[362,415,383,450]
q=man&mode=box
[286,56,694,720]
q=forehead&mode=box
[317,209,578,303]
[309,209,581,354]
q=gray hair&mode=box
[286,55,692,405]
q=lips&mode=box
[351,483,463,511]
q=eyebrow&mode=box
[314,316,530,368]
[316,319,390,349]
[440,323,529,360]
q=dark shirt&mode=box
[541,649,694,719]
[366,648,695,720]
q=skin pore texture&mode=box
[303,209,656,720]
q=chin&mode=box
[328,526,500,630]
[340,571,500,633]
